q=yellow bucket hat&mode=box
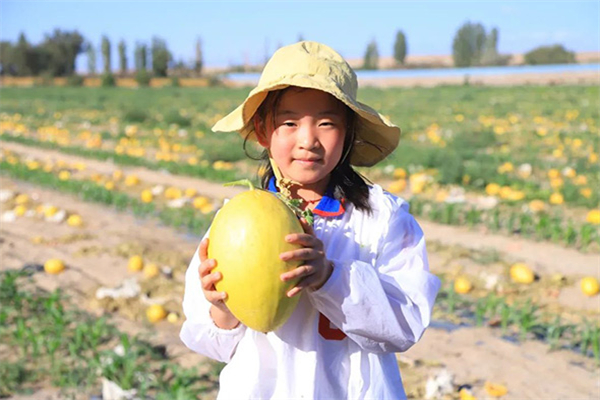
[212,41,401,167]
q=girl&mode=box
[180,41,441,399]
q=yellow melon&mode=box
[44,259,65,274]
[510,262,535,284]
[146,304,167,323]
[128,255,144,272]
[453,277,473,294]
[208,183,304,332]
[143,263,160,279]
[580,277,599,297]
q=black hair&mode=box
[242,87,373,214]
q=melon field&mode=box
[0,84,598,400]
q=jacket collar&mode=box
[267,176,345,217]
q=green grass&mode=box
[0,269,223,398]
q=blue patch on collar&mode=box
[266,176,345,217]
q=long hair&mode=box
[243,88,373,214]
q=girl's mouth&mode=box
[295,159,321,165]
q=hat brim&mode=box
[212,75,401,167]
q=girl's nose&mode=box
[297,124,319,149]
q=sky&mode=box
[1,0,599,72]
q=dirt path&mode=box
[402,326,599,399]
[420,220,600,277]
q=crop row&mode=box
[0,270,222,398]
[0,155,214,236]
[434,278,599,362]
[2,114,598,211]
[0,134,245,183]
[409,196,599,251]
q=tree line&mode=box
[365,22,576,69]
[0,29,203,84]
[0,22,579,80]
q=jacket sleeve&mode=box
[179,231,247,363]
[308,204,440,353]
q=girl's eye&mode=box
[282,122,296,127]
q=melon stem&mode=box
[223,179,255,191]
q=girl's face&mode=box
[256,88,347,192]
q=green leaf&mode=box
[275,194,314,226]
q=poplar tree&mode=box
[195,38,203,76]
[101,36,111,73]
[86,42,96,75]
[393,30,407,65]
[363,39,379,70]
[118,40,127,75]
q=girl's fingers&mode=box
[281,264,313,281]
[198,238,209,262]
[286,274,320,297]
[201,270,222,290]
[198,259,217,277]
[280,248,323,262]
[284,233,322,248]
[206,290,228,304]
[197,239,228,306]
[287,286,302,298]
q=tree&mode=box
[195,38,203,76]
[480,27,499,66]
[393,30,407,65]
[524,44,576,65]
[452,21,488,67]
[134,42,150,86]
[489,28,498,50]
[86,41,96,75]
[363,39,379,70]
[0,29,83,76]
[118,40,127,75]
[0,41,14,75]
[135,42,148,71]
[135,42,142,71]
[13,33,31,76]
[101,36,111,74]
[12,33,50,76]
[40,29,84,76]
[151,37,171,77]
[171,58,189,77]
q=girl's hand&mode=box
[279,218,333,297]
[198,238,240,329]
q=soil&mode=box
[2,142,599,400]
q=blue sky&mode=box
[1,0,598,71]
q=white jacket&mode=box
[180,183,441,399]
